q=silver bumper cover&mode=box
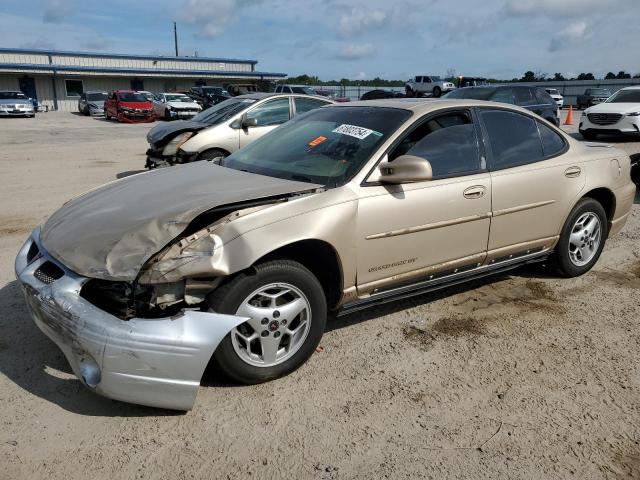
[15,227,246,410]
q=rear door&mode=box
[478,107,585,260]
[239,97,292,148]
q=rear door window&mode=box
[534,88,553,105]
[389,111,482,179]
[490,88,515,104]
[514,88,537,106]
[479,109,544,170]
[294,97,330,115]
[248,98,291,126]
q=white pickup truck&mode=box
[405,75,456,98]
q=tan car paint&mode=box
[147,100,634,309]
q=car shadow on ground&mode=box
[568,131,640,143]
[0,280,182,417]
[325,263,552,333]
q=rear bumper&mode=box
[15,227,246,410]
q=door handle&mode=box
[463,185,486,199]
[564,166,581,178]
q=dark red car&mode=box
[104,90,155,123]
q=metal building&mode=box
[0,48,287,112]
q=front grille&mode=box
[587,113,622,125]
[34,261,64,284]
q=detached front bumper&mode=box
[15,228,246,410]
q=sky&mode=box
[1,0,639,81]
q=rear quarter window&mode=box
[537,121,566,157]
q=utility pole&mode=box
[174,22,179,57]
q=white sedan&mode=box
[153,93,202,120]
[579,86,640,140]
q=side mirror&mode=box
[376,154,433,184]
[242,115,258,128]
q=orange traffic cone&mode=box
[564,105,573,125]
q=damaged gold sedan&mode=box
[16,99,636,410]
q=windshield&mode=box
[202,87,229,96]
[118,92,149,102]
[165,94,193,102]
[444,87,495,100]
[222,106,412,187]
[430,76,441,81]
[590,89,611,96]
[546,89,559,95]
[87,92,107,101]
[191,97,256,124]
[606,89,640,103]
[0,92,28,100]
[292,86,317,95]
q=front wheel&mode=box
[198,148,228,162]
[580,130,597,141]
[208,260,327,384]
[553,198,607,277]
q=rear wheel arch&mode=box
[582,187,616,226]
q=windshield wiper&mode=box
[290,174,314,183]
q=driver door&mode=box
[239,97,291,148]
[356,109,491,293]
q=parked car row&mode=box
[17,96,636,410]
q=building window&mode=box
[65,79,84,97]
[131,79,144,91]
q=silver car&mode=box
[145,93,334,168]
[0,91,35,117]
[152,92,202,120]
[78,91,108,116]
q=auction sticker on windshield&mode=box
[332,124,381,140]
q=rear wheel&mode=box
[433,86,442,98]
[208,260,327,384]
[553,198,607,277]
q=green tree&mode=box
[552,73,566,81]
[616,71,631,79]
[605,72,616,79]
[521,71,536,82]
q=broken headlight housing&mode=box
[162,131,194,156]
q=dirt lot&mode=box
[0,111,639,479]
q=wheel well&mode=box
[200,147,231,157]
[257,240,343,309]
[583,187,615,222]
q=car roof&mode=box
[329,98,544,115]
[621,86,640,90]
[234,92,333,101]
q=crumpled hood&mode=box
[586,103,640,115]
[167,100,200,110]
[146,120,208,145]
[41,162,319,281]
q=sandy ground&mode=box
[0,110,639,480]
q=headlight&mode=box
[162,131,195,156]
[627,112,640,117]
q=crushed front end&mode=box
[15,227,247,410]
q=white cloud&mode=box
[43,0,72,23]
[334,43,374,60]
[504,0,631,17]
[180,0,262,38]
[337,9,387,36]
[549,21,587,52]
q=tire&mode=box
[553,198,607,277]
[580,130,597,141]
[433,86,442,98]
[164,108,171,120]
[104,109,110,120]
[208,260,327,384]
[630,154,640,185]
[197,148,228,162]
[405,87,413,98]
